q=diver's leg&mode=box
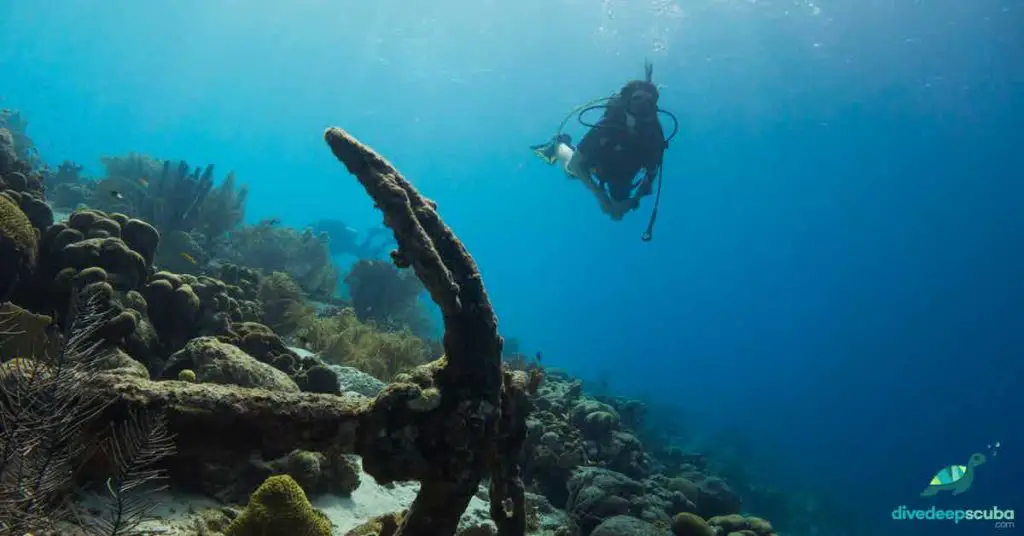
[606,198,637,221]
[554,143,577,176]
[562,146,618,217]
[576,171,616,217]
[605,180,637,220]
[565,150,591,180]
[588,183,617,217]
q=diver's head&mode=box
[621,80,659,119]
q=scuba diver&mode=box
[530,60,678,241]
[309,218,394,259]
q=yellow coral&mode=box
[747,517,773,533]
[0,193,38,300]
[259,271,313,335]
[0,358,52,387]
[707,514,777,536]
[0,302,57,362]
[0,193,36,263]
[295,308,428,382]
[224,474,332,536]
[259,271,305,303]
[708,514,746,531]
[671,512,715,536]
[177,368,197,382]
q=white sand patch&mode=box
[313,467,497,535]
[72,490,220,535]
[288,345,318,359]
[68,462,569,535]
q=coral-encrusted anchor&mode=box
[323,127,527,536]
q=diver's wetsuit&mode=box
[577,86,665,201]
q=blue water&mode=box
[2,1,1021,534]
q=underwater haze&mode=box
[2,0,1021,534]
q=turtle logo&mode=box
[920,452,987,497]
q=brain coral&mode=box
[0,192,37,300]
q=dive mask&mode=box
[628,90,657,117]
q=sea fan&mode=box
[0,290,113,534]
[0,287,175,536]
[81,410,175,536]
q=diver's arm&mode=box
[636,168,657,197]
[635,150,661,197]
[637,124,665,196]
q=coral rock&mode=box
[696,477,742,519]
[224,474,332,536]
[671,513,715,536]
[265,449,362,498]
[40,210,150,295]
[142,271,240,353]
[0,128,17,173]
[161,336,300,393]
[344,512,404,536]
[0,302,56,362]
[0,188,51,233]
[591,515,670,536]
[331,365,386,397]
[566,467,667,533]
[706,515,776,536]
[120,217,160,266]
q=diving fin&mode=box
[530,140,559,165]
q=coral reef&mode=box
[38,210,155,295]
[295,307,430,382]
[141,270,252,356]
[223,220,339,300]
[0,127,527,535]
[344,258,433,336]
[0,290,176,535]
[97,155,247,242]
[35,148,346,307]
[51,153,248,275]
[0,109,41,169]
[0,110,839,536]
[217,262,265,322]
[101,155,247,272]
[0,125,51,305]
[258,270,312,335]
[565,467,668,533]
[160,336,301,392]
